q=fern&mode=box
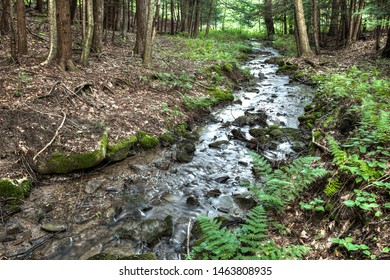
[251,155,329,211]
[192,206,310,260]
[324,177,342,196]
[328,136,347,166]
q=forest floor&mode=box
[1,18,389,259]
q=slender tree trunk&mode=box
[9,0,17,61]
[193,0,200,38]
[56,0,77,71]
[382,27,390,57]
[122,0,129,37]
[328,0,340,37]
[81,0,94,65]
[82,0,86,41]
[205,0,214,38]
[92,0,104,53]
[70,0,78,24]
[16,0,27,55]
[352,0,365,41]
[170,0,175,35]
[42,0,57,65]
[1,0,10,34]
[143,0,157,67]
[135,0,147,55]
[294,0,313,56]
[346,0,356,46]
[313,0,320,54]
[35,0,44,13]
[264,0,275,39]
[181,0,189,33]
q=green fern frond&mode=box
[324,177,341,196]
[327,136,347,166]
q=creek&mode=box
[8,43,312,260]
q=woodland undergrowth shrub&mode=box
[307,67,389,258]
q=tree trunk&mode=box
[1,0,10,34]
[122,0,129,37]
[170,0,175,35]
[328,0,340,37]
[352,0,365,41]
[313,0,320,54]
[92,0,104,53]
[16,0,27,55]
[35,0,44,13]
[204,0,214,38]
[70,0,78,24]
[346,0,356,46]
[134,0,147,55]
[264,0,275,39]
[294,0,313,56]
[143,0,157,67]
[193,0,201,38]
[181,0,189,33]
[42,0,57,65]
[382,27,390,58]
[81,0,94,65]
[56,0,76,71]
[9,0,17,61]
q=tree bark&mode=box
[16,0,27,55]
[143,0,157,67]
[122,0,129,37]
[192,0,201,38]
[328,0,340,37]
[313,0,320,54]
[170,0,175,35]
[264,0,275,39]
[81,0,94,65]
[181,0,189,33]
[352,0,365,41]
[92,0,104,53]
[382,27,390,58]
[42,0,57,65]
[204,0,214,38]
[294,0,313,56]
[9,0,17,61]
[56,0,77,71]
[135,0,147,55]
[1,0,10,34]
[35,0,44,13]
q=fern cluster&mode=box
[192,206,310,260]
[250,152,329,211]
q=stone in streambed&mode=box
[41,223,67,233]
[208,140,230,148]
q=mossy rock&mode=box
[36,131,108,174]
[221,62,234,73]
[137,131,159,149]
[88,253,156,260]
[107,135,138,162]
[159,132,176,146]
[175,123,187,136]
[176,141,196,163]
[0,179,31,211]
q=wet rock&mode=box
[208,140,230,148]
[154,159,171,170]
[270,128,283,137]
[247,87,260,93]
[206,189,222,198]
[106,186,121,193]
[233,195,257,211]
[249,128,267,139]
[85,179,104,194]
[233,99,243,105]
[231,128,247,141]
[176,141,196,163]
[186,196,200,207]
[291,141,307,152]
[41,223,67,233]
[232,115,248,127]
[5,222,23,235]
[120,216,173,245]
[258,72,266,80]
[215,175,230,183]
[88,253,156,260]
[217,207,230,214]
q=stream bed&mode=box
[2,43,312,260]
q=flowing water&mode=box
[7,43,312,260]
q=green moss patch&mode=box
[36,131,108,174]
[210,88,234,101]
[107,135,138,162]
[137,131,159,149]
[0,179,31,211]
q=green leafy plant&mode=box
[344,189,381,216]
[250,153,329,212]
[324,177,342,196]
[332,237,375,259]
[192,206,310,260]
[300,198,325,212]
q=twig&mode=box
[312,132,331,153]
[37,80,61,99]
[33,112,67,162]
